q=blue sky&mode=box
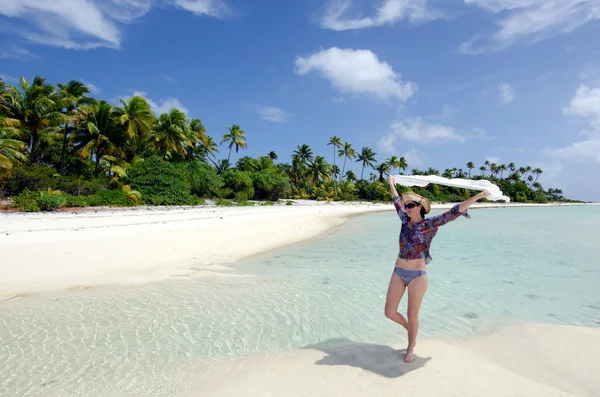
[1,0,600,201]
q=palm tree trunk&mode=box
[60,125,69,175]
[227,146,232,163]
[340,156,347,185]
[332,146,337,197]
[361,164,365,180]
[94,148,101,177]
[29,133,37,165]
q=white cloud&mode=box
[545,84,600,164]
[498,83,515,104]
[295,47,417,102]
[460,0,600,54]
[0,74,17,83]
[246,104,295,123]
[320,0,442,31]
[378,117,465,154]
[470,127,491,140]
[441,105,458,118]
[562,84,600,130]
[545,139,600,163]
[0,0,230,50]
[81,79,102,94]
[97,0,153,22]
[173,0,232,18]
[129,91,189,115]
[403,148,425,166]
[0,44,40,60]
[162,73,177,83]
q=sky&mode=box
[1,0,600,201]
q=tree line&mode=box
[0,76,574,211]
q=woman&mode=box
[385,175,490,363]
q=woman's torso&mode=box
[395,257,427,271]
[396,220,437,271]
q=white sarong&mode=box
[392,175,510,202]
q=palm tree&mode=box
[194,136,219,167]
[533,168,543,183]
[1,76,66,164]
[456,168,468,178]
[397,156,408,174]
[73,101,123,176]
[308,155,331,184]
[345,170,357,182]
[479,165,487,176]
[221,124,247,162]
[117,95,156,156]
[328,135,342,196]
[426,167,439,176]
[56,80,92,174]
[490,163,499,178]
[268,150,278,161]
[443,168,453,178]
[338,142,356,184]
[186,118,207,162]
[290,154,305,185]
[215,158,230,175]
[508,162,516,172]
[293,144,313,165]
[466,161,475,178]
[375,162,391,182]
[0,131,27,177]
[499,164,507,179]
[331,164,341,182]
[388,156,400,175]
[356,146,377,180]
[154,109,191,160]
[253,156,274,171]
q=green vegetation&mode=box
[0,75,577,212]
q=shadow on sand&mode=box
[302,339,432,378]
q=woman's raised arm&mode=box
[459,190,490,213]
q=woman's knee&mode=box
[407,308,419,322]
[384,306,396,319]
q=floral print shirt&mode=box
[393,195,470,264]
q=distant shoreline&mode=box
[1,198,596,214]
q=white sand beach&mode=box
[0,200,594,300]
[0,201,391,300]
[192,322,600,397]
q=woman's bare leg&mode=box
[405,275,428,363]
[384,271,408,330]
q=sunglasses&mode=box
[405,202,421,209]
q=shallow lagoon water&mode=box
[1,206,599,396]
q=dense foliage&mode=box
[0,75,577,211]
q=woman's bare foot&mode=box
[405,346,416,363]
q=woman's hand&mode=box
[477,190,490,199]
[387,175,395,185]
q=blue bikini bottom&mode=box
[393,267,427,286]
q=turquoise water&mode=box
[1,206,599,396]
